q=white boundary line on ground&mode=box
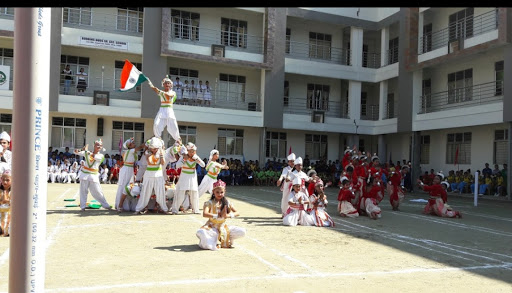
[39,263,512,292]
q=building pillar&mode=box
[348,80,362,121]
[411,131,421,192]
[350,26,364,68]
[348,134,360,150]
[380,27,389,66]
[379,80,387,120]
[418,11,424,52]
[378,134,386,163]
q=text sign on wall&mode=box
[0,65,10,90]
[79,36,128,50]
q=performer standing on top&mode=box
[148,75,181,142]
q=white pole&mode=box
[10,8,51,292]
[474,171,478,207]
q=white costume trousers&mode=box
[79,179,110,209]
[135,176,168,212]
[115,166,135,209]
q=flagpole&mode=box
[10,8,51,292]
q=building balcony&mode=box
[286,41,350,66]
[361,104,379,121]
[419,9,498,56]
[418,81,503,114]
[363,52,381,69]
[283,96,349,119]
[383,47,399,66]
[168,23,264,62]
[62,7,143,37]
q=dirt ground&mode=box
[0,183,511,292]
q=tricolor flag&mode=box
[119,60,148,91]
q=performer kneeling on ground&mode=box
[337,176,359,218]
[417,173,462,218]
[283,177,313,226]
[308,180,335,227]
[196,179,246,250]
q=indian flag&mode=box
[119,60,148,91]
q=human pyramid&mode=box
[71,75,245,250]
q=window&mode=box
[171,9,200,41]
[494,129,508,165]
[284,80,289,106]
[449,8,474,42]
[218,128,244,156]
[63,7,92,26]
[179,125,197,146]
[387,93,395,118]
[495,61,504,96]
[117,7,143,33]
[169,67,199,85]
[309,32,332,60]
[0,8,14,15]
[360,92,367,116]
[388,37,399,64]
[422,23,432,53]
[221,18,247,48]
[448,69,472,103]
[422,79,432,109]
[446,132,471,164]
[0,113,12,134]
[61,55,90,93]
[266,131,287,158]
[51,117,87,149]
[305,134,327,160]
[116,60,142,92]
[307,84,329,111]
[111,121,144,150]
[0,48,13,90]
[219,73,246,103]
[420,135,430,164]
[285,28,291,54]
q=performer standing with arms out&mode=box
[276,153,295,217]
[172,142,205,214]
[197,149,229,197]
[148,75,182,142]
[73,139,112,211]
[196,179,246,250]
[115,138,145,210]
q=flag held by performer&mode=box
[119,59,148,91]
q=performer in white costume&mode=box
[148,75,181,141]
[196,179,246,250]
[115,137,144,210]
[0,132,11,169]
[73,139,112,211]
[197,149,229,197]
[283,177,313,226]
[276,153,295,217]
[134,137,170,214]
[172,142,205,214]
[118,182,141,212]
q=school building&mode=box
[0,7,511,195]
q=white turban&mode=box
[130,185,141,197]
[441,181,449,189]
[148,137,163,149]
[292,177,302,185]
[287,153,296,161]
[209,149,219,161]
[294,157,303,165]
[0,131,10,142]
[186,142,197,151]
[161,75,173,87]
[123,138,133,150]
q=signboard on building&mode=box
[0,65,10,90]
[79,36,128,50]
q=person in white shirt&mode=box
[276,153,296,217]
[203,80,212,107]
[0,132,11,170]
[196,80,205,106]
[174,77,183,104]
[190,79,197,105]
[172,142,205,214]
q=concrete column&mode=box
[378,134,386,163]
[418,12,424,51]
[350,26,364,68]
[348,80,362,121]
[380,27,389,66]
[378,80,388,120]
[411,131,421,192]
[412,69,423,115]
[348,135,360,150]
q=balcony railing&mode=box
[419,9,498,54]
[62,7,143,36]
[170,23,264,54]
[286,41,351,65]
[284,97,349,119]
[385,101,397,119]
[361,104,379,121]
[60,75,141,101]
[363,52,381,69]
[418,81,503,114]
[383,46,399,66]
